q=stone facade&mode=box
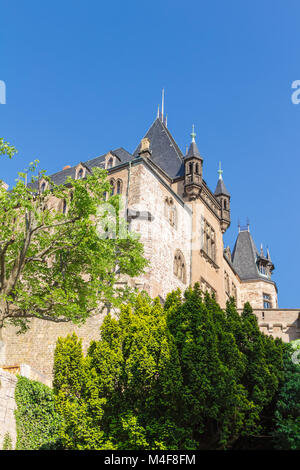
[0,112,299,386]
[0,369,17,449]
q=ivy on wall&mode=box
[14,376,63,450]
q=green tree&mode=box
[165,287,259,449]
[272,340,300,450]
[53,287,286,450]
[0,139,147,338]
[53,295,182,450]
[14,376,62,450]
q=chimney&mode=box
[63,165,71,170]
[138,138,151,158]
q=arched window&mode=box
[195,163,199,174]
[164,197,177,228]
[77,168,84,179]
[40,182,46,193]
[107,157,114,169]
[174,249,186,283]
[62,199,67,214]
[110,179,115,196]
[116,179,122,194]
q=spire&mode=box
[185,124,202,159]
[266,247,272,262]
[191,124,196,143]
[260,243,264,257]
[218,161,223,180]
[161,88,164,122]
[214,163,230,197]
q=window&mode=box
[40,182,46,193]
[62,199,67,214]
[116,179,122,194]
[231,282,237,301]
[107,157,114,169]
[224,271,230,295]
[202,219,216,262]
[77,168,84,179]
[174,250,186,283]
[164,197,177,229]
[263,293,272,309]
[200,277,217,299]
[110,179,115,196]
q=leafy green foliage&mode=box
[2,432,13,450]
[272,340,300,449]
[0,145,147,333]
[0,138,17,159]
[53,286,286,450]
[14,376,62,450]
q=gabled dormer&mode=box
[75,163,90,180]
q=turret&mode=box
[214,162,230,233]
[184,125,203,200]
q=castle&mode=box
[1,105,300,384]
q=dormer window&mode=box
[107,157,114,169]
[40,181,47,193]
[77,168,84,179]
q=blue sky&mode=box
[1,0,299,307]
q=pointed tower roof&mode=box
[133,116,184,178]
[214,162,230,197]
[185,124,202,160]
[231,228,276,283]
[231,229,262,280]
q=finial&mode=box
[218,161,223,180]
[260,243,264,256]
[191,124,196,143]
[157,104,160,119]
[161,88,164,122]
[165,114,168,127]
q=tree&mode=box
[165,287,259,449]
[53,295,182,450]
[53,287,285,450]
[272,340,300,450]
[0,139,147,337]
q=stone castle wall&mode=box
[1,308,299,387]
[0,369,17,449]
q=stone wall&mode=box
[1,313,106,385]
[0,368,17,449]
[252,309,300,342]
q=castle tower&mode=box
[214,162,231,233]
[184,125,203,200]
[231,226,278,309]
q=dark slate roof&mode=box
[185,141,202,159]
[133,118,184,178]
[214,177,230,197]
[29,147,133,187]
[231,230,270,281]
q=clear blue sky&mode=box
[1,0,299,307]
